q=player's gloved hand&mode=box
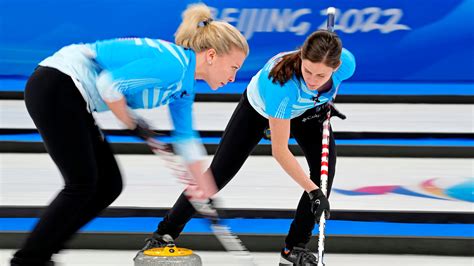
[308,188,330,223]
[317,102,346,123]
[307,102,346,124]
[129,117,156,140]
[187,195,220,220]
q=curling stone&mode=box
[134,243,202,266]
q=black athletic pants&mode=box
[12,67,123,265]
[156,90,336,249]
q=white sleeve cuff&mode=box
[173,138,206,163]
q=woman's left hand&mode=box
[308,188,331,223]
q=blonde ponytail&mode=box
[175,3,249,56]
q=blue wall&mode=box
[1,0,473,82]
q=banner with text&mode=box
[1,0,473,81]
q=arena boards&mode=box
[1,154,471,214]
[0,101,472,134]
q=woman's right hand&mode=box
[308,189,330,223]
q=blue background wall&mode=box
[1,0,473,82]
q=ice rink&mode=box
[1,249,473,266]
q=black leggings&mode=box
[13,67,123,265]
[157,91,336,249]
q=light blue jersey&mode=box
[247,48,356,119]
[39,38,203,161]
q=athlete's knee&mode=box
[99,176,123,204]
[62,182,98,198]
[207,166,234,190]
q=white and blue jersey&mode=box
[247,48,356,119]
[39,38,204,162]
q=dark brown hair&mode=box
[269,30,342,86]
